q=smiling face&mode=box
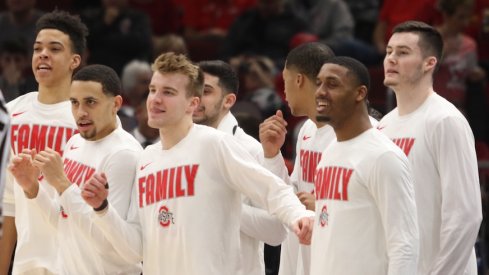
[70,80,121,141]
[315,63,359,127]
[192,73,226,128]
[32,29,80,87]
[146,71,199,130]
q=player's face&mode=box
[32,29,80,87]
[315,63,357,127]
[193,73,225,128]
[282,67,303,116]
[147,71,199,130]
[70,81,121,141]
[383,32,425,89]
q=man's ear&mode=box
[223,93,236,110]
[424,56,437,73]
[113,95,123,114]
[70,54,81,71]
[356,86,368,102]
[296,73,305,88]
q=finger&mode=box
[276,110,283,118]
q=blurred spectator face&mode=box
[132,71,152,103]
[103,0,128,8]
[1,52,28,73]
[6,0,36,13]
[444,4,474,32]
[257,0,284,17]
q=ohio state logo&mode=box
[60,206,68,219]
[319,205,329,227]
[158,206,175,227]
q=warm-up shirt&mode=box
[91,124,313,274]
[310,128,419,275]
[378,93,482,275]
[33,126,143,274]
[4,92,77,274]
[217,112,287,275]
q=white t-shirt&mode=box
[310,128,418,275]
[265,117,378,275]
[92,124,313,275]
[218,112,287,275]
[4,92,77,274]
[33,126,143,275]
[378,93,482,275]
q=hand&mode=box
[32,148,70,194]
[81,173,109,210]
[259,110,287,158]
[293,216,314,245]
[8,149,40,198]
[297,191,315,211]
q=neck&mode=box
[334,110,372,142]
[392,79,433,115]
[37,77,72,104]
[159,117,193,150]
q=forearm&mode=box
[0,216,16,274]
[240,203,287,246]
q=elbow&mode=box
[265,225,288,246]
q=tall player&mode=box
[0,11,88,274]
[259,42,334,275]
[193,60,287,275]
[311,56,418,275]
[80,52,314,274]
[377,20,482,274]
[9,65,142,274]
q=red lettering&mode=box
[185,165,198,196]
[175,166,184,197]
[168,168,175,199]
[146,174,155,205]
[138,177,146,207]
[342,169,353,201]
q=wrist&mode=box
[53,177,71,195]
[264,149,280,159]
[24,184,39,199]
[94,199,109,212]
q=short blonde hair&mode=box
[152,52,203,98]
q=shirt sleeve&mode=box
[90,183,143,265]
[240,202,287,246]
[217,137,314,228]
[369,150,419,275]
[32,184,61,228]
[429,116,482,275]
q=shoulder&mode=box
[6,92,38,111]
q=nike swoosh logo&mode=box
[12,111,26,117]
[140,162,152,171]
[303,136,311,141]
[70,145,79,150]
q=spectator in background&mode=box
[0,89,10,214]
[132,93,159,148]
[342,0,380,44]
[153,34,188,58]
[221,0,307,65]
[0,38,37,102]
[434,0,486,112]
[129,0,183,36]
[237,55,286,118]
[81,0,153,75]
[0,0,44,57]
[373,0,440,55]
[119,59,152,130]
[287,0,382,66]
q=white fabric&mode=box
[3,92,77,274]
[91,124,313,275]
[218,112,287,275]
[378,93,482,275]
[310,128,419,275]
[264,119,335,275]
[33,126,143,274]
